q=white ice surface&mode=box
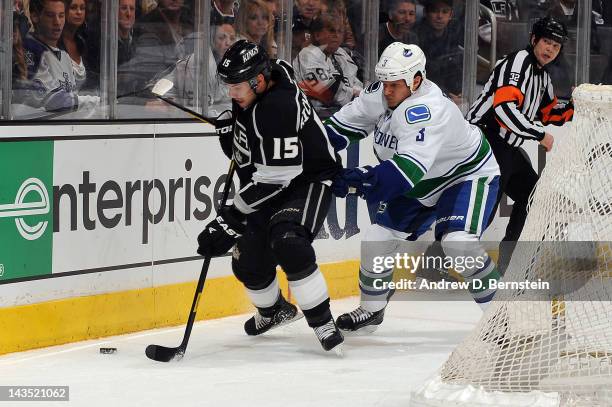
[0,297,481,407]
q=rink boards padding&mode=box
[0,260,360,355]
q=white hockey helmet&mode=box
[375,42,426,92]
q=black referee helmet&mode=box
[531,16,569,45]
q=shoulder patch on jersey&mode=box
[405,104,431,124]
[364,81,381,94]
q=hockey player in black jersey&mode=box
[197,40,344,352]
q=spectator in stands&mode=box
[235,0,277,57]
[141,0,158,15]
[59,0,89,89]
[211,0,238,25]
[115,0,138,94]
[416,0,464,104]
[293,0,322,58]
[292,24,309,59]
[322,0,356,49]
[262,0,281,33]
[157,24,235,116]
[16,0,99,116]
[212,22,237,62]
[128,0,194,93]
[293,13,362,117]
[379,0,418,57]
[118,0,137,65]
[208,23,235,113]
[12,6,31,78]
[294,0,322,28]
[484,0,522,21]
[13,11,29,83]
[345,0,365,50]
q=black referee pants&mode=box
[486,132,540,273]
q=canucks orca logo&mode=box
[403,49,413,57]
[405,104,431,124]
[364,81,381,94]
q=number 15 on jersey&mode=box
[273,137,299,159]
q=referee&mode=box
[467,17,574,273]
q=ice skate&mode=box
[244,296,303,336]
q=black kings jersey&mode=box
[231,59,341,214]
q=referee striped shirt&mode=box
[467,47,573,147]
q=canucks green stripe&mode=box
[324,118,367,143]
[407,134,492,199]
[360,272,393,288]
[469,177,487,234]
[391,154,425,186]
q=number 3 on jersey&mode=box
[273,137,299,159]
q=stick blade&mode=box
[145,344,185,362]
[151,78,174,97]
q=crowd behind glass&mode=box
[4,0,612,121]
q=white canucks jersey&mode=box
[293,44,362,109]
[326,79,500,205]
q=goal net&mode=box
[411,84,612,407]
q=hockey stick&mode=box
[145,159,236,362]
[150,79,218,125]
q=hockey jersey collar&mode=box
[28,34,64,61]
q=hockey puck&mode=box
[99,347,117,354]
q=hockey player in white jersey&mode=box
[325,42,502,332]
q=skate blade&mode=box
[339,324,379,336]
[270,312,304,332]
[332,344,344,357]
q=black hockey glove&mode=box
[197,206,246,257]
[331,173,350,198]
[215,110,234,159]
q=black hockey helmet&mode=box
[531,16,568,45]
[217,40,271,89]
